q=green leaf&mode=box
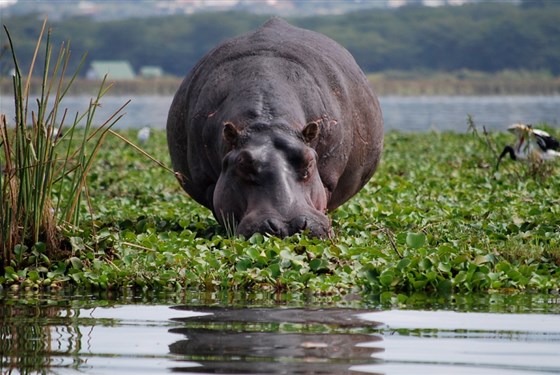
[454,271,467,285]
[69,257,83,270]
[70,237,86,252]
[28,270,40,282]
[310,258,329,273]
[437,279,453,294]
[438,262,451,273]
[419,258,432,270]
[474,255,491,265]
[397,258,411,270]
[236,259,252,271]
[379,270,395,287]
[406,232,426,249]
[268,263,281,278]
[32,242,46,253]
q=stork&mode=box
[496,123,560,170]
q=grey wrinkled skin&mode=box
[167,18,383,238]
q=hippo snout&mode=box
[236,213,331,239]
[288,216,332,238]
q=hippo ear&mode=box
[302,121,320,144]
[223,122,240,147]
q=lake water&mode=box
[1,291,560,374]
[1,95,559,132]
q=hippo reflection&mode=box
[167,18,383,238]
[168,307,383,374]
[169,329,382,374]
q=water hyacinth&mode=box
[4,121,558,295]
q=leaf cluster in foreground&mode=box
[2,127,559,295]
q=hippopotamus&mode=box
[167,18,383,238]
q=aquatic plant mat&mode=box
[2,119,559,295]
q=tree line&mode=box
[1,2,559,78]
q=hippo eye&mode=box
[235,150,259,180]
[292,149,316,182]
[300,159,314,181]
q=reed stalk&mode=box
[1,20,127,270]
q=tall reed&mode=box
[1,20,128,269]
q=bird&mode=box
[51,127,62,140]
[496,123,560,170]
[137,126,151,145]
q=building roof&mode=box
[88,60,135,80]
[139,66,163,78]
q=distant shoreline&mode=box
[368,72,560,96]
[1,73,559,97]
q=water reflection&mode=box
[169,330,382,374]
[0,302,85,373]
[0,299,384,375]
[1,292,560,374]
[169,307,383,374]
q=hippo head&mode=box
[213,121,331,238]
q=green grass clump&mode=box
[1,21,127,274]
[4,119,558,296]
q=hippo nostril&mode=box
[261,218,287,237]
[289,215,331,238]
[290,216,308,232]
[236,217,286,238]
[266,219,279,232]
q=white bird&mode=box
[137,127,151,145]
[51,127,60,139]
[496,123,560,170]
[48,126,63,143]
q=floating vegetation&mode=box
[2,123,558,295]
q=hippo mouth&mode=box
[236,213,332,239]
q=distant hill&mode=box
[1,2,559,78]
[1,0,512,20]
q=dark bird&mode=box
[496,123,560,170]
